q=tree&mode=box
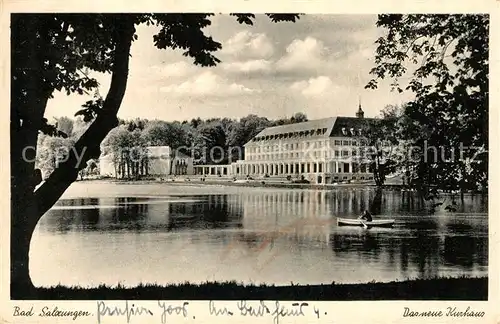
[125,118,148,132]
[273,112,308,126]
[54,116,74,138]
[101,125,148,179]
[35,134,75,180]
[79,159,99,180]
[198,120,229,164]
[227,114,272,161]
[290,112,308,124]
[142,121,188,148]
[360,105,401,187]
[366,14,488,194]
[190,117,202,129]
[11,13,300,292]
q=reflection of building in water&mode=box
[229,190,332,244]
[325,188,465,218]
[166,195,244,231]
[325,189,376,217]
[40,197,152,232]
[44,196,246,232]
[88,197,150,230]
[443,235,488,268]
[329,231,473,279]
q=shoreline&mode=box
[75,178,488,194]
[15,277,487,300]
[76,178,406,191]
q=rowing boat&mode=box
[337,218,395,228]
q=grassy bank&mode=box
[14,277,487,300]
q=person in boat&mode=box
[358,210,373,222]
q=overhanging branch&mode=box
[32,16,136,220]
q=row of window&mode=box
[252,128,329,142]
[341,128,364,137]
[247,149,371,161]
[247,139,366,153]
[236,162,373,174]
[334,139,364,146]
[237,163,326,174]
[251,128,367,142]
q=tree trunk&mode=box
[34,17,135,214]
[11,16,52,293]
[11,107,49,294]
[11,16,136,293]
[11,203,39,296]
[369,188,383,215]
[373,158,382,187]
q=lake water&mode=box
[30,182,488,287]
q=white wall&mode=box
[148,158,171,176]
[99,156,115,177]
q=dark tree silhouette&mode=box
[366,14,488,194]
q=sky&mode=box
[44,14,415,122]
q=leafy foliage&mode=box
[54,116,74,138]
[75,97,104,122]
[36,135,75,179]
[366,14,488,192]
[360,105,402,186]
[79,159,100,180]
[142,121,193,152]
[101,126,149,179]
[39,118,68,138]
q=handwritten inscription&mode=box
[96,301,190,324]
[94,300,319,323]
[210,300,311,324]
[97,301,153,323]
[238,300,270,316]
[271,301,308,324]
[13,305,91,321]
[403,306,485,318]
[158,301,189,324]
[209,300,233,316]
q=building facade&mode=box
[230,106,375,184]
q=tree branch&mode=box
[404,35,426,56]
[32,16,136,221]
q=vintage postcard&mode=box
[1,0,499,323]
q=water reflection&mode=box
[443,236,488,267]
[32,186,488,287]
[40,195,244,232]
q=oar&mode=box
[360,219,368,229]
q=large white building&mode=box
[228,106,375,184]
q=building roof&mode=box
[330,117,374,137]
[253,117,337,138]
[247,116,376,144]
